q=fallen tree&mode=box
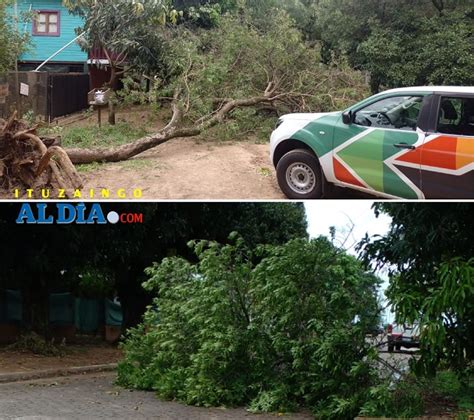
[64,9,369,165]
[118,236,383,418]
[0,112,83,198]
[66,89,288,164]
[4,10,369,173]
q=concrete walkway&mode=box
[0,372,312,419]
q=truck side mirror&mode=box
[342,111,353,125]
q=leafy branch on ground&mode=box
[7,332,68,357]
[118,234,384,418]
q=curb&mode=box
[356,417,457,420]
[0,363,118,384]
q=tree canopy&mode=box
[360,203,474,375]
[64,0,174,77]
[0,203,308,332]
[0,0,30,74]
[285,0,474,92]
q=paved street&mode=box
[0,373,311,420]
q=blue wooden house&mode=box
[12,0,87,72]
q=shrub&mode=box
[360,370,474,418]
[360,379,424,418]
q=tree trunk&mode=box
[115,264,152,333]
[67,126,200,164]
[108,100,116,126]
[107,66,119,126]
[370,74,381,95]
[21,274,50,338]
[117,290,151,332]
[66,93,279,165]
[1,115,83,196]
[431,0,444,15]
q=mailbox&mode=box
[88,88,111,106]
[88,88,112,127]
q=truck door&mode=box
[414,95,474,199]
[333,95,427,199]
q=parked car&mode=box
[270,87,474,199]
[387,323,421,353]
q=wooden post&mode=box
[88,89,110,128]
[15,71,21,117]
[97,106,102,128]
[13,0,21,117]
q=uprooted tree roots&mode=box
[0,112,83,198]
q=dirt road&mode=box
[83,138,285,200]
[0,346,121,375]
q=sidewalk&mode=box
[0,372,312,419]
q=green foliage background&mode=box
[361,204,474,377]
[0,0,30,74]
[286,0,474,92]
[62,0,473,144]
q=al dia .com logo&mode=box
[16,203,144,225]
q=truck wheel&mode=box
[276,149,324,199]
[396,344,401,351]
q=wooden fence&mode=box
[0,72,89,122]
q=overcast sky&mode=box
[305,201,392,252]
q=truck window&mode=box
[437,97,474,136]
[354,96,423,131]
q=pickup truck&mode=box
[387,323,421,353]
[271,86,474,200]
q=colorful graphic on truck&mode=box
[271,87,474,199]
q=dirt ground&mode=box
[67,107,285,200]
[0,345,121,375]
[82,138,284,200]
[0,106,369,200]
[1,106,285,200]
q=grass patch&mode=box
[76,158,154,173]
[433,371,474,413]
[76,162,104,173]
[119,159,154,170]
[257,167,272,177]
[42,122,150,149]
[63,123,149,148]
[361,371,474,419]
